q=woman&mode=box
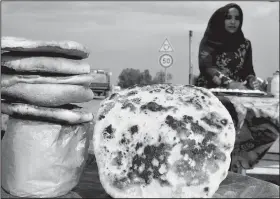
[195,3,267,174]
[196,3,260,90]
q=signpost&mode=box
[189,30,193,85]
[159,38,174,83]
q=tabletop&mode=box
[2,153,279,198]
[72,153,279,198]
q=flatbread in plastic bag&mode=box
[1,117,93,198]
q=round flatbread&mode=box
[1,36,89,59]
[1,73,98,87]
[93,84,235,198]
[1,102,94,124]
[2,83,94,107]
[1,54,90,75]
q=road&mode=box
[76,97,105,120]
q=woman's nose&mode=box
[230,19,236,24]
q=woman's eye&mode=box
[225,15,240,21]
[235,16,240,20]
[225,15,231,20]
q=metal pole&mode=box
[189,30,193,85]
[164,68,167,83]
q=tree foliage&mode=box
[152,70,173,84]
[117,68,173,89]
[117,68,141,89]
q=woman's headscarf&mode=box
[201,3,246,51]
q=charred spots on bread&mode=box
[131,98,141,104]
[130,125,138,135]
[126,143,171,186]
[127,90,138,96]
[204,187,209,192]
[165,87,174,94]
[200,143,216,154]
[175,160,209,186]
[181,139,196,153]
[135,142,143,151]
[158,135,162,142]
[158,178,171,187]
[153,88,161,93]
[112,177,129,190]
[152,97,158,102]
[220,119,228,126]
[196,88,211,98]
[223,143,232,151]
[98,115,105,120]
[159,85,167,89]
[103,146,109,153]
[213,150,226,162]
[175,160,194,177]
[201,131,217,145]
[183,115,193,123]
[190,121,206,135]
[140,102,167,112]
[103,124,115,139]
[181,141,219,172]
[109,93,118,100]
[201,113,223,130]
[112,151,123,166]
[120,134,130,145]
[165,115,186,131]
[184,97,203,110]
[121,101,136,111]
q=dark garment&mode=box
[196,39,256,88]
[195,3,256,88]
[1,130,5,140]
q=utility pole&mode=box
[189,30,193,85]
[164,68,167,83]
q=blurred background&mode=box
[2,1,279,85]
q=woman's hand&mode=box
[228,81,248,90]
[247,77,261,90]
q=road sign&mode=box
[159,38,174,52]
[159,54,173,68]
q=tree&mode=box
[117,68,142,88]
[139,69,153,86]
[153,70,172,84]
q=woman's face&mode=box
[224,7,240,34]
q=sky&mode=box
[1,1,279,85]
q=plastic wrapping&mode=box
[213,172,279,198]
[1,117,93,198]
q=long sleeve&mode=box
[198,43,233,87]
[240,41,256,81]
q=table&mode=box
[216,95,279,172]
[73,153,279,198]
[2,95,279,198]
[3,153,279,198]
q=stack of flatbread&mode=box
[1,37,95,197]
